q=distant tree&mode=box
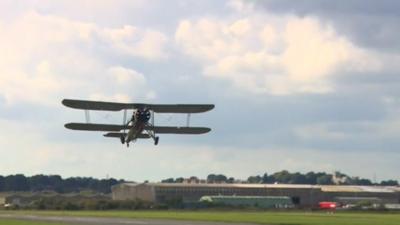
[273,170,292,183]
[334,171,347,178]
[261,173,275,184]
[207,174,216,183]
[29,174,63,191]
[161,178,175,183]
[207,174,227,183]
[247,175,262,184]
[380,180,399,186]
[304,172,317,184]
[355,178,373,186]
[289,172,307,184]
[175,177,184,183]
[0,176,4,192]
[5,174,29,191]
[215,174,227,183]
[160,171,398,187]
[96,178,119,193]
[316,175,333,185]
[0,174,123,193]
[261,173,268,183]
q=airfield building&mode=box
[111,182,400,208]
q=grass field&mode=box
[0,219,63,225]
[1,210,400,225]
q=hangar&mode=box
[111,182,400,208]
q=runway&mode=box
[0,214,254,225]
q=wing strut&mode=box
[151,110,154,126]
[122,109,127,125]
[121,109,128,144]
[85,110,90,123]
[145,110,159,145]
[186,113,191,127]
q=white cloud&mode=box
[108,66,146,85]
[88,93,132,103]
[0,11,164,105]
[102,25,168,60]
[294,123,348,141]
[283,18,351,82]
[293,110,400,147]
[0,59,66,106]
[175,16,380,95]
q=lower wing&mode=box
[145,126,211,134]
[65,123,129,131]
[103,132,150,139]
[65,123,211,135]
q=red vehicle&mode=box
[318,201,337,210]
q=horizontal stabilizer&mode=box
[145,126,211,134]
[103,132,126,138]
[104,132,150,139]
[62,99,214,113]
[65,123,128,131]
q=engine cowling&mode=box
[136,109,151,123]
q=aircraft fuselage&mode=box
[126,120,146,143]
[124,109,151,146]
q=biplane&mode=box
[62,99,214,147]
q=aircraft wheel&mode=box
[120,136,125,144]
[154,136,159,145]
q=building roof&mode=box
[320,185,399,193]
[201,195,291,200]
[117,182,400,193]
[120,182,318,189]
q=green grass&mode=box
[0,219,64,225]
[2,210,400,225]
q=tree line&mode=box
[0,174,123,193]
[1,171,397,194]
[161,170,399,186]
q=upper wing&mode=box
[62,99,214,113]
[65,123,128,131]
[149,104,214,113]
[145,126,211,134]
[62,99,134,111]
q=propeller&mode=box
[144,108,151,121]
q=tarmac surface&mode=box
[0,214,254,225]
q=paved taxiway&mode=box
[0,214,254,225]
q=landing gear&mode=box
[145,124,159,146]
[154,136,159,145]
[120,136,125,144]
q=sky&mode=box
[0,0,400,182]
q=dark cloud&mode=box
[253,0,400,51]
[162,89,389,152]
[254,0,400,16]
